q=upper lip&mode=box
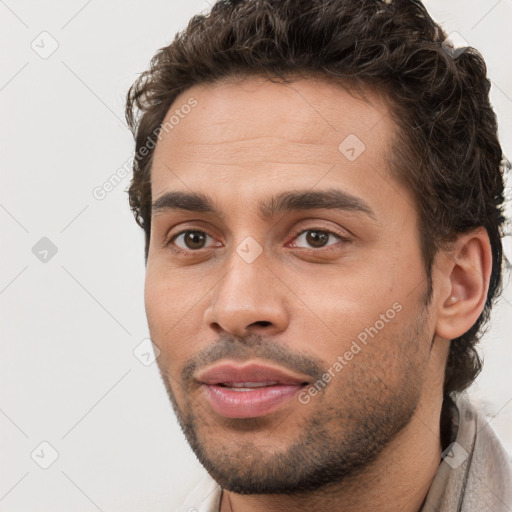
[196,362,310,386]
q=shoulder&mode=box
[456,395,512,511]
[422,394,512,512]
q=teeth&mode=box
[223,381,278,389]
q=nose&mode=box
[203,249,290,338]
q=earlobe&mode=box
[435,228,492,341]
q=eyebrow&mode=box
[151,188,376,220]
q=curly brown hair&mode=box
[125,0,508,397]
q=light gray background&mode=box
[1,1,511,510]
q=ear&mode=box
[434,227,493,341]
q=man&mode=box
[125,0,512,510]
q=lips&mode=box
[196,362,310,418]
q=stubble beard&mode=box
[156,308,430,495]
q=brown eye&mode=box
[304,230,330,248]
[292,229,345,250]
[170,230,212,250]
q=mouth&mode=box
[196,362,310,419]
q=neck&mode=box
[220,344,448,512]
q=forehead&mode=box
[153,76,391,153]
[150,76,405,214]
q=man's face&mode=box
[145,77,440,493]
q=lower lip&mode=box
[202,384,304,418]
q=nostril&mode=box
[251,321,272,327]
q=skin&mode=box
[144,76,491,512]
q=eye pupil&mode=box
[306,230,328,248]
[173,228,338,253]
[185,231,206,249]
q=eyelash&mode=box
[164,226,350,256]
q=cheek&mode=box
[144,266,168,334]
[326,307,428,401]
[144,266,195,367]
[287,260,424,371]
[145,258,196,323]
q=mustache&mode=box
[180,333,327,388]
